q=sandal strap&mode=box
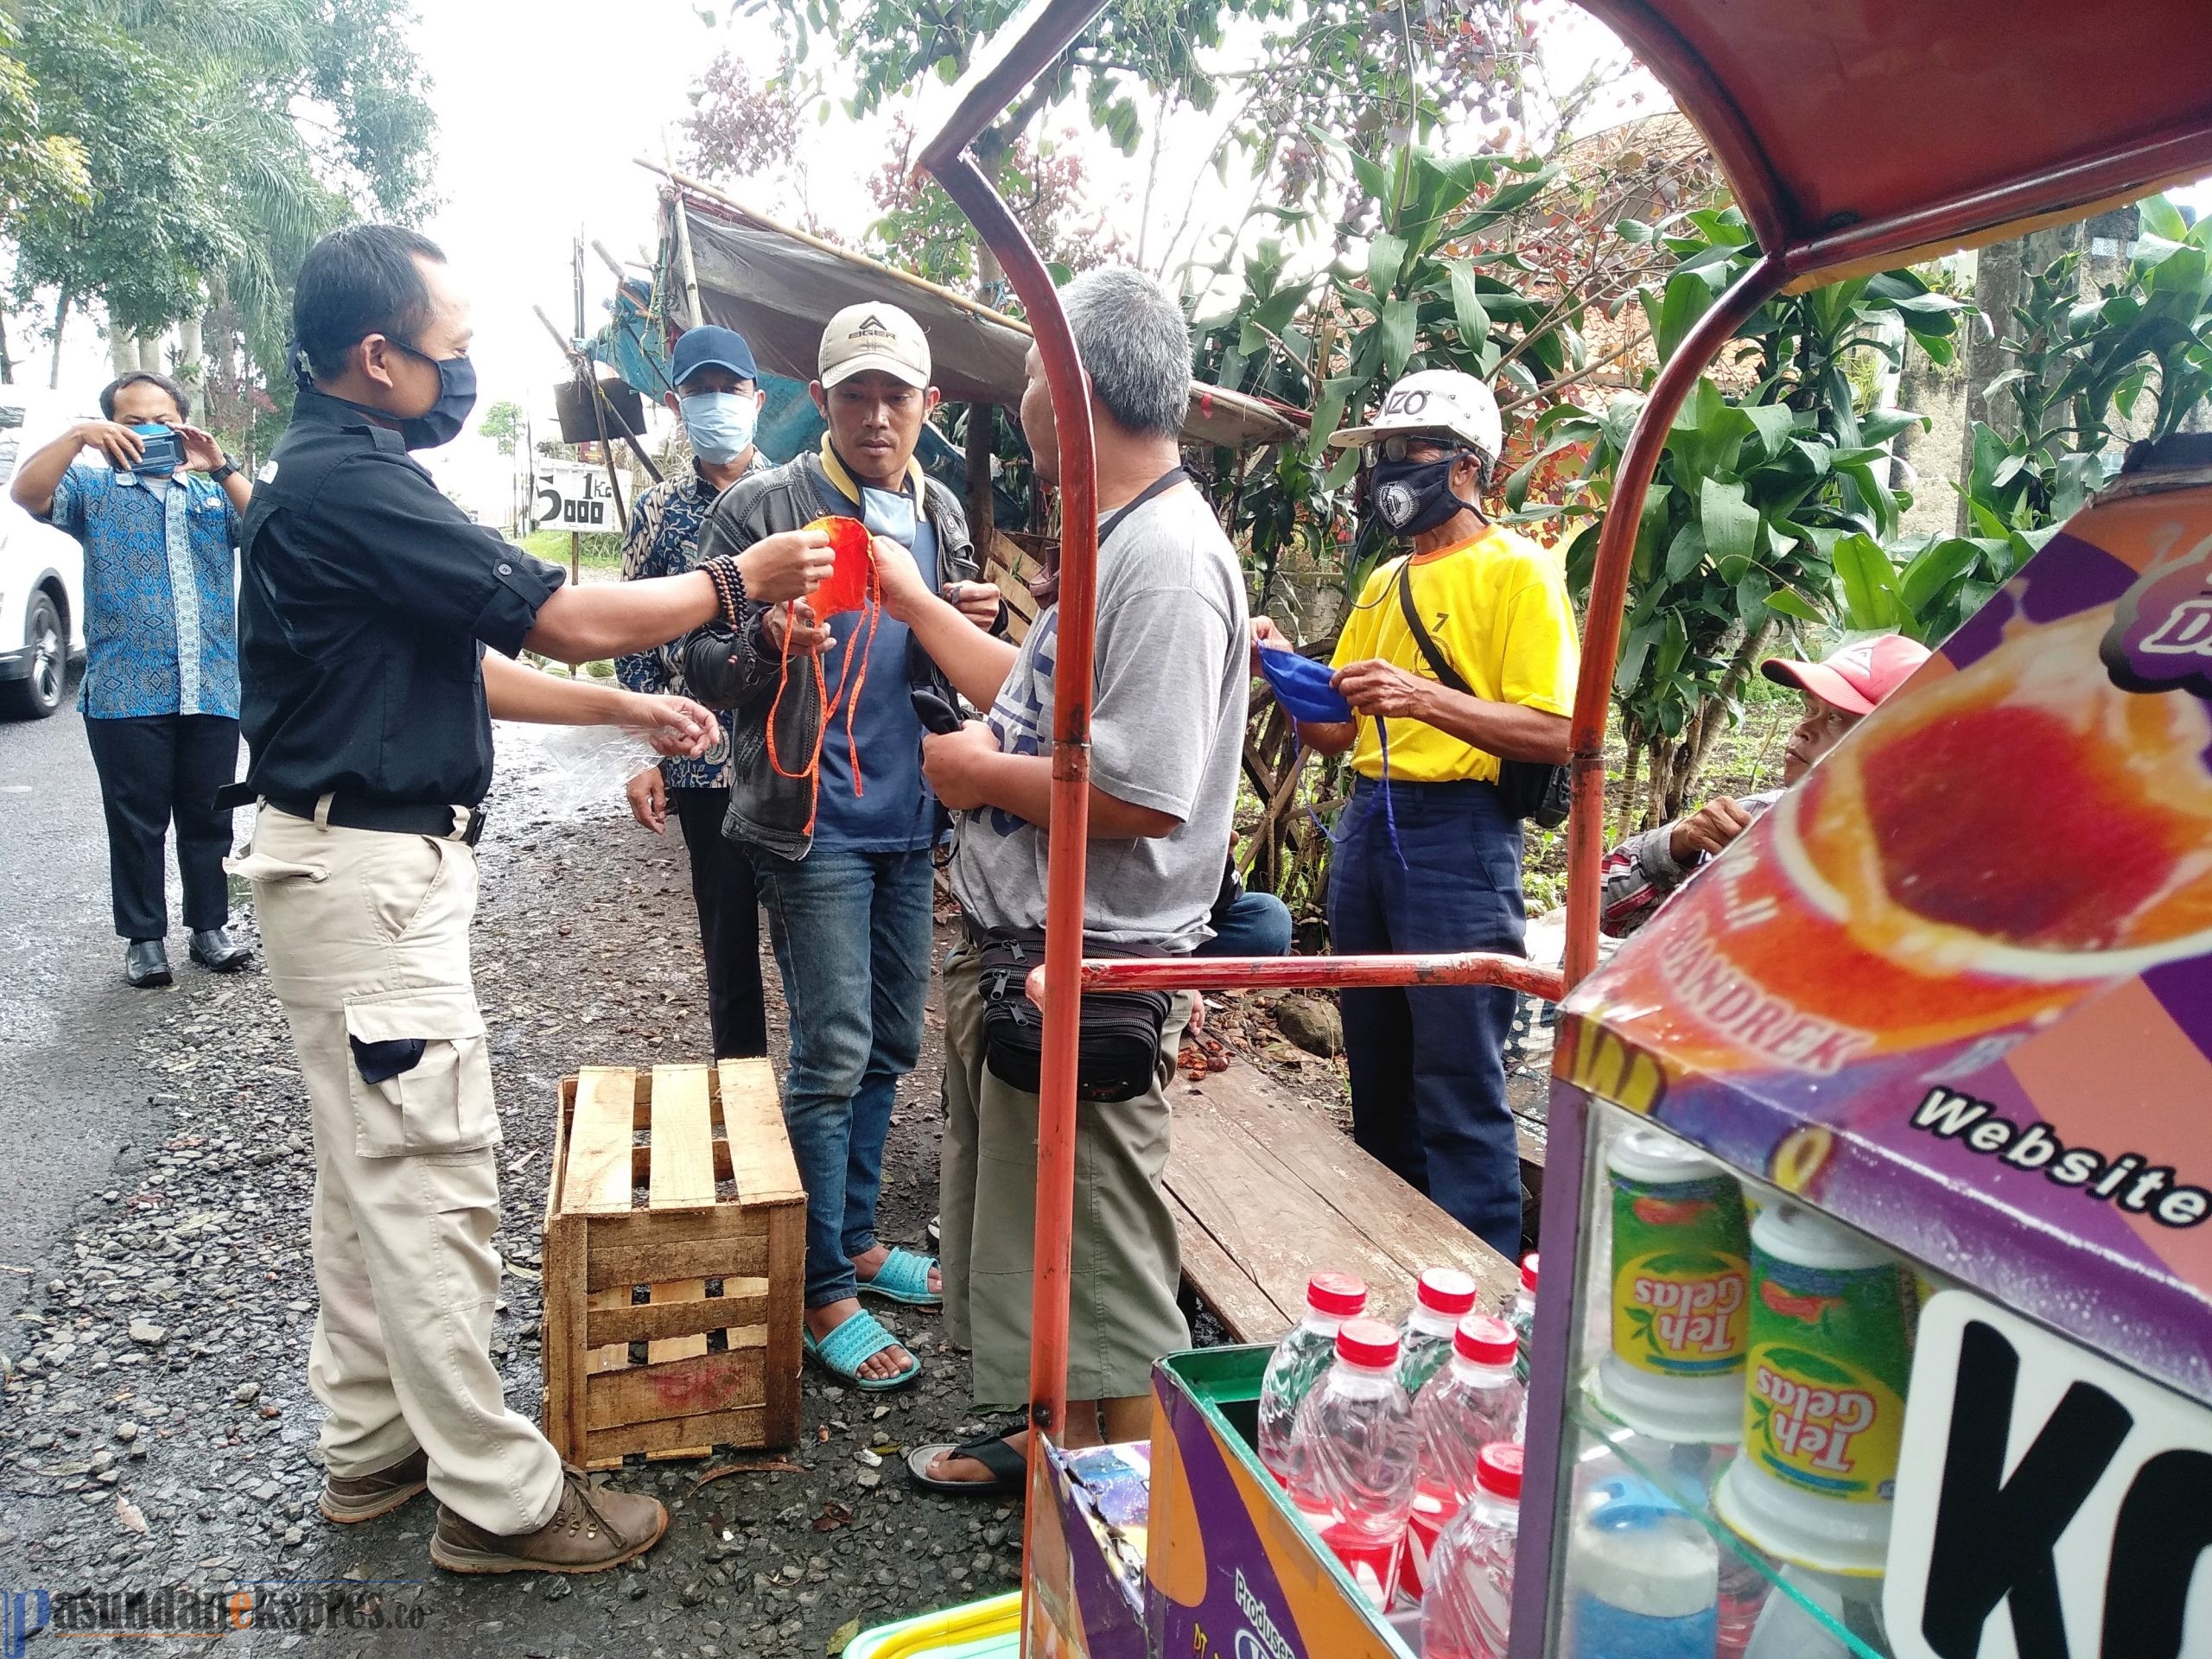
[871,1247,938,1299]
[815,1308,906,1376]
[952,1435,1029,1485]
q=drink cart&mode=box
[868,0,2212,1655]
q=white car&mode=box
[0,387,91,719]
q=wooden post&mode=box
[965,404,995,551]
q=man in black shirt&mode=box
[229,225,834,1577]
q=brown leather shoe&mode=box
[319,1446,429,1524]
[428,1465,668,1575]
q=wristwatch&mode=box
[209,455,240,484]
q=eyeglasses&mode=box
[1363,435,1471,467]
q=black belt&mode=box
[250,792,486,846]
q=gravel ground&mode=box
[0,735,1020,1658]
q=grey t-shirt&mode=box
[951,481,1249,952]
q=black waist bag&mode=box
[976,933,1174,1104]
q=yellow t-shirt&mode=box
[1329,525,1580,784]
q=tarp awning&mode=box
[665,182,1303,451]
[1580,0,2212,283]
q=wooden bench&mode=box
[1162,1061,1518,1344]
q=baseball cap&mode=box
[1330,367,1504,464]
[1761,634,1931,716]
[819,302,931,390]
[671,324,758,388]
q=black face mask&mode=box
[289,335,477,451]
[1369,453,1478,537]
[388,340,478,450]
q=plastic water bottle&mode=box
[1562,1472,1720,1659]
[1285,1318,1417,1608]
[1400,1314,1524,1602]
[1256,1271,1368,1485]
[1507,1252,1539,1380]
[1397,1267,1479,1396]
[1423,1443,1522,1659]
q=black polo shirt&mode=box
[238,389,565,806]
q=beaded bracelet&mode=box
[703,555,747,628]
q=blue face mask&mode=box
[1257,645,1353,722]
[678,391,758,465]
[861,485,918,545]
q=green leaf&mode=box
[1665,522,1708,582]
[1834,531,1902,628]
[1897,536,1987,620]
[1446,259,1491,352]
[1322,445,1363,490]
[1367,232,1408,298]
[1764,588,1827,625]
[1743,403,1798,461]
[1616,617,1661,692]
[2139,194,2189,243]
[1380,297,1417,377]
[1736,571,1774,624]
[1700,476,1759,574]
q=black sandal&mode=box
[905,1434,1028,1496]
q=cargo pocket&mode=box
[342,987,499,1159]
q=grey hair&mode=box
[1061,265,1191,439]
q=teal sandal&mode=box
[803,1307,921,1391]
[857,1246,942,1307]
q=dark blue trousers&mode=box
[1326,776,1526,1258]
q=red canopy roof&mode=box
[1580,0,2212,282]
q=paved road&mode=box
[0,694,180,1324]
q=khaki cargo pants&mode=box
[233,804,563,1535]
[938,942,1192,1411]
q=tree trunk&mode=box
[1678,620,1774,798]
[137,331,164,373]
[1615,715,1645,837]
[49,289,72,389]
[0,306,12,385]
[110,323,136,377]
[178,313,203,372]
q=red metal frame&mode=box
[915,3,1109,1636]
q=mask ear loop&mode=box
[765,602,830,836]
[1293,716,1406,870]
[823,552,883,798]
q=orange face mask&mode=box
[805,515,876,618]
[766,515,884,824]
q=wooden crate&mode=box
[541,1058,804,1468]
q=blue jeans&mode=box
[749,845,934,1308]
[1326,777,1526,1259]
[1198,889,1294,958]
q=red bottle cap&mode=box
[1519,1252,1541,1293]
[1454,1313,1518,1367]
[1306,1272,1369,1319]
[1335,1318,1401,1370]
[1476,1442,1524,1500]
[1415,1267,1478,1317]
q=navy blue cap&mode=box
[671,324,758,388]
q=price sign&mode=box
[531,463,618,531]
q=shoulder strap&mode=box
[1099,467,1189,547]
[1394,556,1471,696]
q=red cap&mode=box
[1306,1272,1369,1319]
[1335,1318,1401,1370]
[1454,1313,1518,1367]
[1415,1268,1478,1317]
[1476,1442,1524,1500]
[1761,633,1931,717]
[1519,1253,1540,1293]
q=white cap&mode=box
[818,302,931,390]
[1331,367,1503,466]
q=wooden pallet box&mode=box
[541,1058,804,1468]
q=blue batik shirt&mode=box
[42,461,241,719]
[614,459,761,790]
